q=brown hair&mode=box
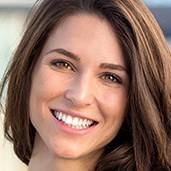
[1,0,171,170]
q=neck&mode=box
[28,155,96,171]
[28,134,99,171]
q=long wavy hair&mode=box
[1,0,171,170]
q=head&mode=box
[1,0,171,170]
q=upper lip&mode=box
[50,108,98,123]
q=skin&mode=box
[29,14,130,171]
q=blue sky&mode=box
[143,0,171,7]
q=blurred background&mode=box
[0,0,171,171]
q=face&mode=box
[29,14,129,163]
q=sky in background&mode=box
[143,0,171,7]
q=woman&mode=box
[0,0,171,170]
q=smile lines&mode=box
[52,110,96,129]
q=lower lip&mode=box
[51,114,97,135]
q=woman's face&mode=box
[29,14,129,162]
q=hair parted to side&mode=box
[0,0,171,170]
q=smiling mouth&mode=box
[51,110,97,130]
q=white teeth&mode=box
[72,117,79,126]
[65,115,72,125]
[62,114,66,122]
[83,119,87,126]
[53,111,94,129]
[78,119,83,126]
[58,112,62,120]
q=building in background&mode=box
[0,1,170,171]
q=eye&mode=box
[50,59,74,71]
[100,73,122,84]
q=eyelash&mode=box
[50,59,74,71]
[100,72,122,84]
[50,59,122,84]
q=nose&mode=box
[65,74,95,108]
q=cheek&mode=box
[29,68,53,120]
[101,89,128,117]
[30,68,66,101]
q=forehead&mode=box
[40,14,125,66]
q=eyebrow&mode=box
[45,48,80,61]
[99,63,127,72]
[46,48,127,72]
